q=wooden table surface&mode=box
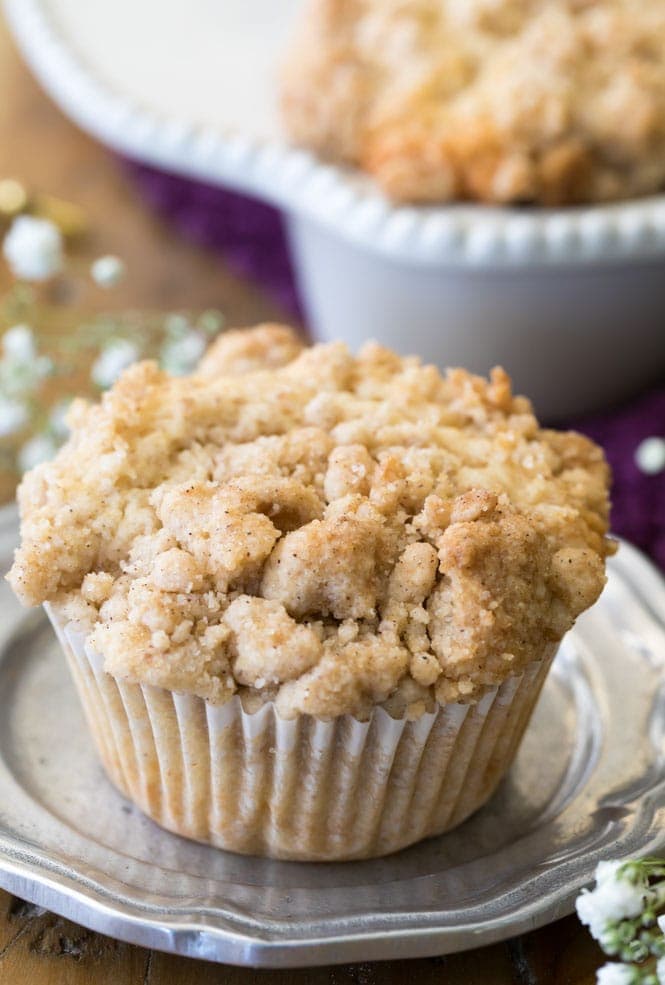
[0,14,605,984]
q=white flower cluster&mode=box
[2,216,63,282]
[635,437,665,476]
[576,859,665,985]
[577,862,647,942]
[91,340,140,389]
[18,433,58,472]
[0,324,62,469]
[597,963,638,985]
[159,313,207,376]
[48,398,72,440]
[0,211,224,483]
[0,396,28,439]
[0,325,52,439]
[4,323,37,362]
[90,254,125,288]
[160,330,206,376]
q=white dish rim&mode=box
[6,0,665,270]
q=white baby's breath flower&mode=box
[593,877,646,923]
[91,340,139,388]
[17,355,54,395]
[2,324,36,362]
[164,313,190,338]
[596,963,636,985]
[576,890,608,940]
[90,254,125,288]
[596,862,639,887]
[656,953,665,984]
[3,215,63,281]
[18,434,57,472]
[160,330,206,375]
[635,437,665,476]
[197,309,224,336]
[578,858,665,979]
[576,863,646,941]
[48,398,72,439]
[0,346,52,400]
[0,397,28,437]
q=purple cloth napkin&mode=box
[567,389,665,569]
[124,159,665,570]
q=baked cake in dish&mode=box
[281,0,665,205]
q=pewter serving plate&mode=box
[1,503,665,968]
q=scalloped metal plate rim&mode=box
[0,535,664,966]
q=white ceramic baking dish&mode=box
[6,0,665,419]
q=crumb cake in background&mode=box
[281,0,665,205]
[7,325,613,859]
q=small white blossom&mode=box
[48,399,72,439]
[15,356,53,394]
[18,434,57,472]
[197,309,224,336]
[0,397,28,437]
[656,954,665,984]
[90,254,125,288]
[576,863,645,941]
[576,891,607,940]
[91,340,139,388]
[596,963,635,985]
[597,862,631,886]
[635,437,665,476]
[164,313,189,338]
[0,347,52,399]
[2,324,36,362]
[160,331,206,375]
[3,216,63,281]
[593,878,646,923]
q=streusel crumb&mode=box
[281,0,665,205]
[8,324,612,718]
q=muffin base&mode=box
[47,607,555,861]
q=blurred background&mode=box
[0,9,302,504]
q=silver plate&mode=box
[0,502,664,968]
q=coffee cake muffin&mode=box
[281,0,665,205]
[7,325,613,859]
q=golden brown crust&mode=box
[281,0,665,205]
[8,325,613,718]
[197,323,305,377]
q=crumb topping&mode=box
[8,324,612,718]
[281,0,665,205]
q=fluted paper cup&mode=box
[46,604,554,860]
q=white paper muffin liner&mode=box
[46,606,554,860]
